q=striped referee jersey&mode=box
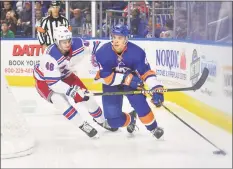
[37,15,72,46]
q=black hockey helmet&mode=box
[50,1,61,7]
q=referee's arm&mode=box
[37,17,47,46]
[63,17,72,32]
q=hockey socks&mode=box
[89,107,105,124]
[63,106,79,121]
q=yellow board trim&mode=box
[5,76,102,91]
[5,76,232,133]
[165,92,232,133]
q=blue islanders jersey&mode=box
[34,38,87,93]
[94,41,159,89]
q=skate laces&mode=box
[128,123,139,132]
[81,122,93,133]
[151,127,163,134]
[103,120,111,129]
[103,120,118,130]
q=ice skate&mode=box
[151,127,164,139]
[127,110,138,133]
[79,121,98,138]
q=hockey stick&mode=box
[145,85,226,156]
[161,104,227,156]
[91,67,209,96]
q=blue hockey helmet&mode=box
[111,24,130,37]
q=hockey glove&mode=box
[122,71,143,89]
[151,85,164,107]
[66,85,89,103]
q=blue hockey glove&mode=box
[151,85,164,107]
[122,71,143,89]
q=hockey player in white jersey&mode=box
[33,26,118,138]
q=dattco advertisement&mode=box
[3,41,44,76]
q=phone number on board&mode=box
[5,68,34,74]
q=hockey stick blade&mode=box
[191,67,209,91]
[166,67,209,92]
[91,68,209,96]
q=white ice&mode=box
[1,87,232,168]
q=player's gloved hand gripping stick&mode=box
[66,85,90,102]
[122,70,144,90]
[90,67,209,96]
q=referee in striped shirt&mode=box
[37,1,72,50]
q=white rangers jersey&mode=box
[34,38,89,94]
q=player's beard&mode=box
[113,44,126,54]
[59,46,70,55]
[58,43,71,54]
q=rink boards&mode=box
[1,38,232,133]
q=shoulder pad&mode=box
[95,42,111,55]
[71,38,85,56]
[45,44,63,61]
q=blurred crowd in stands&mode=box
[1,1,232,43]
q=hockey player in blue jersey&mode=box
[33,26,117,138]
[94,24,164,139]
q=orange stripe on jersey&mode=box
[68,26,72,31]
[37,27,46,33]
[94,70,101,80]
[139,111,155,125]
[123,74,133,86]
[94,71,115,85]
[123,113,131,127]
[141,70,156,81]
[103,72,115,85]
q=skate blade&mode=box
[127,133,136,138]
[91,134,100,139]
[157,135,165,141]
[155,134,165,141]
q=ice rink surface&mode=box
[2,87,232,168]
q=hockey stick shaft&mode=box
[162,104,226,155]
[91,67,209,96]
[146,88,226,155]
